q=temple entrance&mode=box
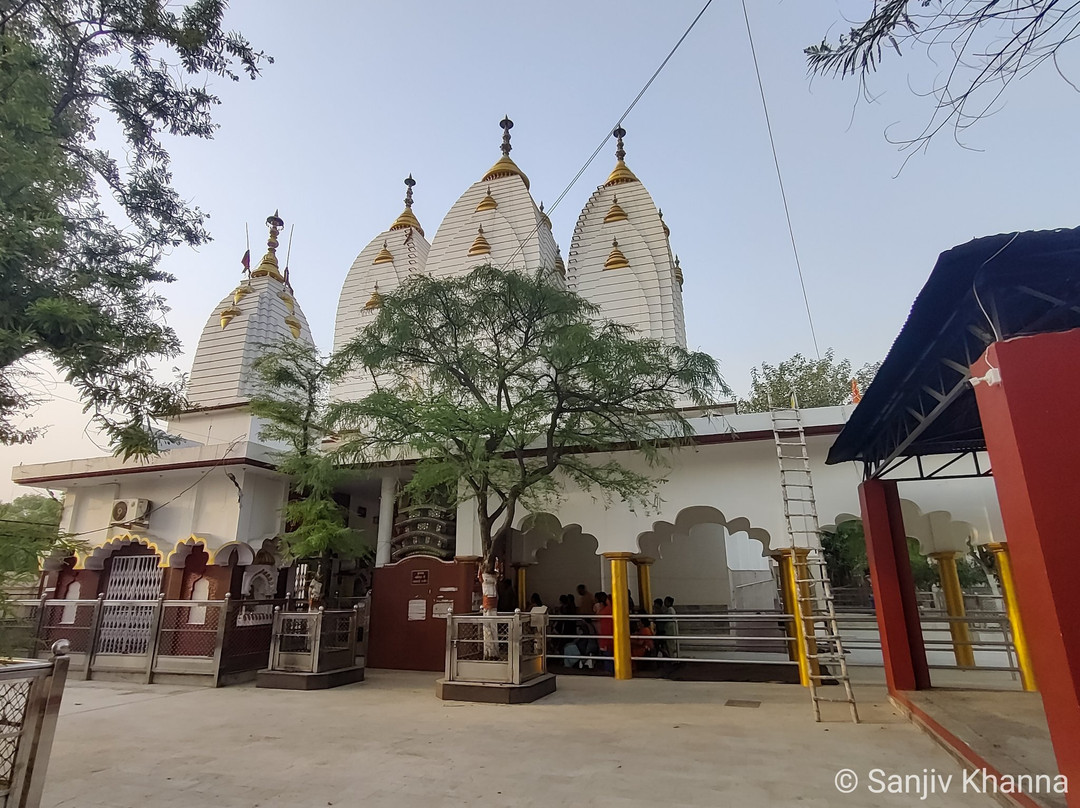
[98,547,162,654]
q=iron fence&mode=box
[12,597,292,686]
[0,642,69,808]
[444,610,547,685]
[266,607,360,674]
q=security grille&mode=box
[97,555,162,654]
[105,554,162,600]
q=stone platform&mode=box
[435,673,556,703]
[256,665,365,690]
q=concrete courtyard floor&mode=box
[43,670,1002,807]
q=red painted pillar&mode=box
[859,478,931,692]
[972,330,1080,794]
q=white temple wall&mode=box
[58,470,258,561]
[235,469,288,545]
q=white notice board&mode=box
[407,599,426,621]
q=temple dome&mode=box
[333,177,431,402]
[186,213,314,408]
[566,130,686,347]
[425,117,560,281]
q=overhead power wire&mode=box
[499,0,715,271]
[739,0,821,360]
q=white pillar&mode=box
[376,475,396,567]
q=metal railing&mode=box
[267,606,360,674]
[8,597,295,686]
[444,610,547,685]
[546,611,800,672]
[0,641,69,808]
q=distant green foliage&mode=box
[740,349,879,413]
[332,266,728,575]
[249,339,367,583]
[0,1,270,457]
[0,494,81,594]
[821,519,987,592]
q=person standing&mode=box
[576,584,595,615]
[653,597,672,657]
[595,591,613,669]
[664,596,680,658]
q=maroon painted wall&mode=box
[368,556,479,671]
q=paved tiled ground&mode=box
[43,671,999,807]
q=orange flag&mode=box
[851,378,862,404]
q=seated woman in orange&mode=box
[630,619,655,659]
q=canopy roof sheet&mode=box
[828,226,1080,474]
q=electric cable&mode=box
[740,0,821,359]
[499,0,715,271]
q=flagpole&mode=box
[283,224,295,290]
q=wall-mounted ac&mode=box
[110,498,151,525]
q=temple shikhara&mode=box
[11,119,1007,677]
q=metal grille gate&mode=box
[97,555,163,654]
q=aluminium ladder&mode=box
[770,395,859,723]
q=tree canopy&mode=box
[331,266,727,578]
[739,350,879,413]
[807,2,1079,151]
[0,0,270,457]
[0,494,80,599]
[249,338,367,594]
[821,519,987,592]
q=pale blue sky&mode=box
[4,0,1078,497]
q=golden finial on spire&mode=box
[251,210,285,279]
[605,127,639,187]
[364,282,383,311]
[659,208,670,237]
[469,225,492,256]
[373,239,394,264]
[539,201,552,229]
[476,185,497,212]
[389,174,424,236]
[482,116,530,189]
[674,254,684,287]
[604,238,630,270]
[604,195,628,223]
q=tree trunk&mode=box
[481,571,499,659]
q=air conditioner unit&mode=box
[111,498,151,525]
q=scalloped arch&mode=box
[635,505,773,558]
[516,511,598,564]
[208,541,256,566]
[79,534,163,570]
[819,499,980,555]
[164,535,209,568]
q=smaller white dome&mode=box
[186,216,314,408]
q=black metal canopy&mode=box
[828,226,1080,478]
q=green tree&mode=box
[249,339,367,602]
[331,266,727,614]
[0,1,270,457]
[806,2,1075,151]
[0,494,81,610]
[820,519,988,593]
[740,349,879,413]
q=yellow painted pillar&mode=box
[987,542,1037,691]
[785,548,820,687]
[514,565,527,611]
[931,551,976,668]
[774,552,799,663]
[635,557,654,614]
[607,553,633,680]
